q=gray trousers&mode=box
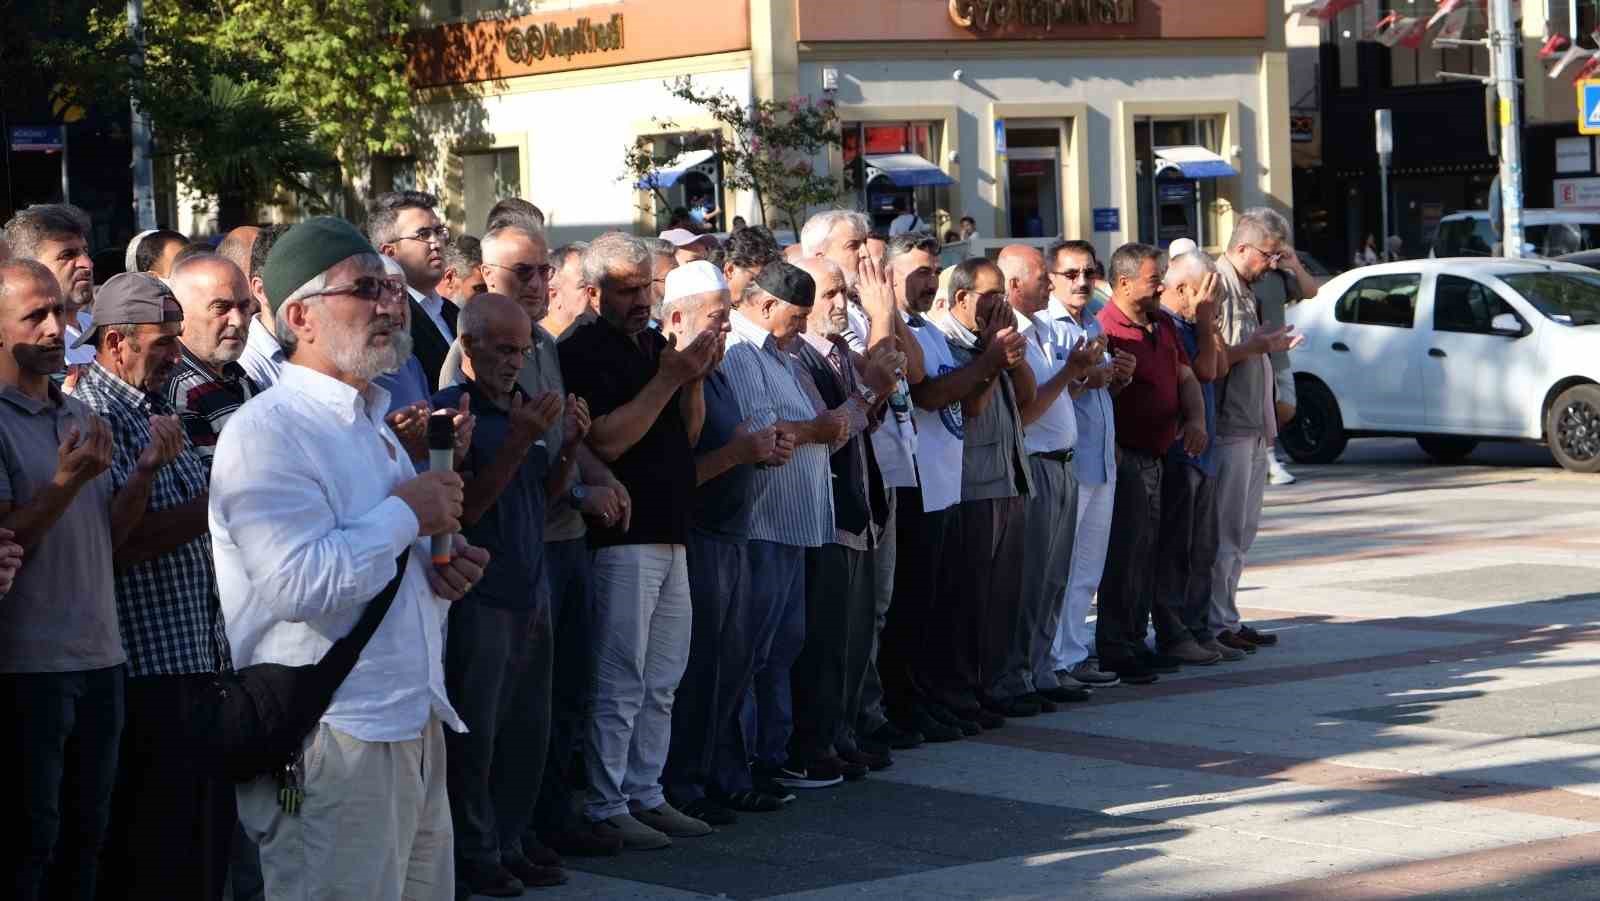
[995,454,1079,700]
[853,492,896,738]
[1210,435,1269,636]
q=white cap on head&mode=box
[663,259,727,304]
[1167,238,1198,258]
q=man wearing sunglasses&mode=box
[370,191,457,392]
[1211,209,1305,655]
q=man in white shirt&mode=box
[211,216,488,901]
[370,191,457,392]
[994,245,1101,708]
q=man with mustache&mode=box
[213,216,486,901]
[69,272,233,900]
[370,191,457,392]
[0,259,175,901]
[164,254,258,472]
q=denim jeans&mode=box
[2,666,123,901]
[583,544,692,822]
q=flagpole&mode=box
[1490,0,1524,258]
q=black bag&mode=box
[191,548,412,782]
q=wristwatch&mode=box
[569,483,589,507]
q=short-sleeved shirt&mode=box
[1097,302,1191,458]
[163,345,258,476]
[692,370,755,541]
[558,318,694,548]
[433,382,549,610]
[1166,314,1218,478]
[73,362,226,676]
[0,384,125,674]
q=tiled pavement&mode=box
[502,442,1600,899]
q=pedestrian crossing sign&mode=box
[1580,81,1600,135]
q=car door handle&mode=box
[1428,348,1446,358]
[1331,341,1349,352]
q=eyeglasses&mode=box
[1245,243,1284,265]
[398,226,452,246]
[1051,268,1095,282]
[309,277,408,305]
[483,261,554,284]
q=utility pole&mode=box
[1437,0,1524,258]
[127,0,157,231]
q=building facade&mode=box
[399,0,1295,257]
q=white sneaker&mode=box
[1268,456,1296,485]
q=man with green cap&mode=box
[211,215,488,901]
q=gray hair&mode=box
[800,210,869,257]
[274,251,385,356]
[1109,242,1162,283]
[581,232,650,288]
[367,190,438,247]
[3,203,91,261]
[1228,207,1291,250]
[1163,251,1216,288]
[883,232,940,269]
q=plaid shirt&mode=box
[162,345,258,477]
[74,361,227,676]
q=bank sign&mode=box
[949,0,1136,33]
[505,14,624,64]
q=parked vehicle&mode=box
[1429,210,1600,259]
[1282,258,1600,472]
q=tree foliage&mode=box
[624,76,845,236]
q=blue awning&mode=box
[1154,146,1239,180]
[865,153,955,188]
[636,148,717,190]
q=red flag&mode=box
[1540,34,1572,60]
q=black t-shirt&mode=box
[558,318,694,548]
[691,370,755,540]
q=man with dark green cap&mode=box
[213,215,488,901]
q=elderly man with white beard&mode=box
[211,217,489,901]
[163,253,258,473]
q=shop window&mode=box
[636,132,723,233]
[842,121,947,234]
[462,148,519,236]
[1133,116,1220,250]
[1334,273,1419,328]
[1001,123,1066,239]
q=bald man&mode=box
[434,292,581,896]
[163,252,257,472]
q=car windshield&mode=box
[1499,272,1600,324]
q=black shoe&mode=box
[1023,693,1058,713]
[1105,661,1160,685]
[503,853,568,888]
[678,797,738,826]
[840,746,893,771]
[904,709,963,742]
[982,696,1039,718]
[1038,684,1094,704]
[460,862,524,898]
[1139,652,1182,674]
[868,722,924,749]
[927,704,983,736]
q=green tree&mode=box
[623,76,845,236]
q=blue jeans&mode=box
[740,541,806,772]
[3,666,124,901]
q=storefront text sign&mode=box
[505,14,624,64]
[949,0,1136,34]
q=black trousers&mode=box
[927,495,1027,714]
[1155,458,1219,648]
[3,666,123,901]
[1096,450,1164,667]
[99,673,233,901]
[878,487,952,719]
[789,543,876,764]
[446,597,552,870]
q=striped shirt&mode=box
[718,311,833,548]
[74,361,228,676]
[163,345,258,476]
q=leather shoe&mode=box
[1239,625,1278,646]
[1038,684,1093,704]
[868,722,923,749]
[1216,630,1258,654]
[1165,638,1222,666]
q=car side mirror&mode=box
[1490,312,1525,336]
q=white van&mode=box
[1430,209,1600,258]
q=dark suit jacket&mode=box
[409,295,458,394]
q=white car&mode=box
[1282,258,1600,472]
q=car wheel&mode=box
[1282,379,1347,464]
[1547,383,1600,473]
[1415,436,1478,464]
